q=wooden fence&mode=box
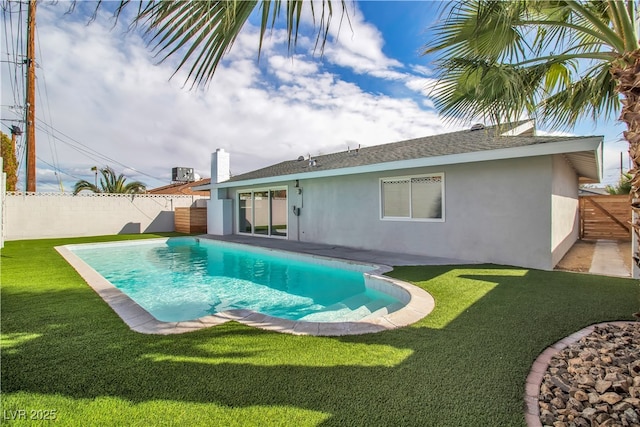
[174,207,207,234]
[579,195,631,240]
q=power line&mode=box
[35,20,64,191]
[2,1,26,118]
[2,2,162,188]
[1,0,29,190]
[34,119,165,182]
[36,155,82,181]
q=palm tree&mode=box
[73,166,146,195]
[607,172,633,195]
[94,0,348,89]
[422,0,639,267]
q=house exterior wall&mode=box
[551,154,580,266]
[222,156,566,270]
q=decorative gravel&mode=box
[539,323,640,427]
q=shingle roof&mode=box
[227,122,595,183]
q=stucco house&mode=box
[201,121,602,270]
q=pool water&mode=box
[69,238,402,322]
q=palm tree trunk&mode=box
[612,48,640,273]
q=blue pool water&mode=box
[69,238,401,322]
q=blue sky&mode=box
[0,1,628,192]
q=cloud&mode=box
[292,3,455,110]
[321,3,402,74]
[3,1,620,195]
[404,76,439,97]
[0,2,454,192]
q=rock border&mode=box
[525,321,639,427]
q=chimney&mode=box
[211,148,230,184]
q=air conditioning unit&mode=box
[172,167,195,182]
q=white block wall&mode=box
[2,193,206,241]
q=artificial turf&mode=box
[1,234,638,426]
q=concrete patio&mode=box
[201,234,480,267]
[556,239,631,278]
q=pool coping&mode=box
[55,238,435,336]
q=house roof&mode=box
[213,121,603,188]
[148,178,211,195]
[579,186,610,196]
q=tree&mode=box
[73,166,146,195]
[607,172,633,195]
[422,1,639,267]
[0,131,18,191]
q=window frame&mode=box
[379,173,445,222]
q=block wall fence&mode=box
[1,192,206,241]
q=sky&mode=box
[0,1,629,192]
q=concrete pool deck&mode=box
[55,236,474,336]
[202,234,479,267]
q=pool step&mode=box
[361,301,405,320]
[298,303,350,321]
[299,293,400,322]
[339,292,374,309]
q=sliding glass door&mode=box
[238,192,253,233]
[253,191,269,235]
[270,189,287,237]
[238,188,287,238]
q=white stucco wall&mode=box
[301,157,553,269]
[3,193,204,241]
[223,156,567,270]
[550,155,580,266]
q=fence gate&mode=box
[579,195,631,240]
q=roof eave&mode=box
[569,138,603,183]
[205,136,603,190]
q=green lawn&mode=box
[1,234,638,426]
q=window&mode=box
[380,174,444,221]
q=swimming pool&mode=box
[57,237,435,335]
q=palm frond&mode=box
[432,58,546,125]
[538,62,619,128]
[73,180,101,195]
[74,167,145,195]
[424,0,636,128]
[426,1,531,62]
[607,0,639,51]
[84,0,347,89]
[134,0,346,89]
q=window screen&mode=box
[382,179,410,217]
[411,176,442,219]
[381,174,443,220]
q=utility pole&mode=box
[25,0,36,192]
